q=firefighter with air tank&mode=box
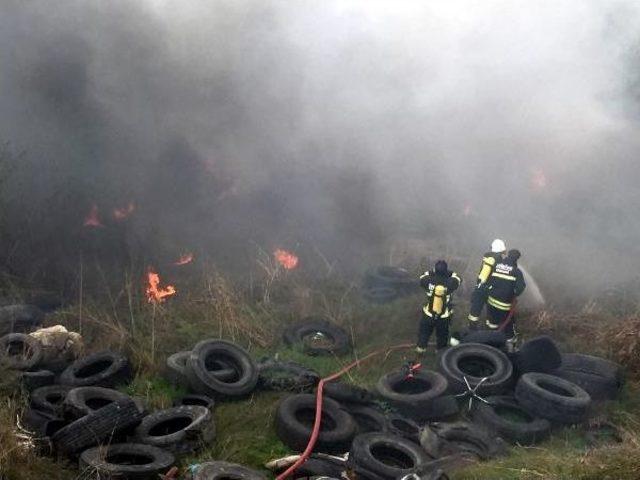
[415,260,462,354]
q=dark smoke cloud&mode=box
[1,0,639,294]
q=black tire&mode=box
[424,422,501,460]
[0,333,43,370]
[20,369,55,392]
[276,457,345,479]
[345,405,389,434]
[514,336,562,374]
[59,351,131,388]
[362,286,399,304]
[283,319,351,356]
[321,381,376,405]
[193,461,267,480]
[173,394,215,410]
[134,405,215,456]
[551,353,623,401]
[437,343,513,396]
[52,398,144,455]
[460,330,507,350]
[364,266,419,293]
[386,413,421,444]
[30,385,73,416]
[259,358,319,392]
[419,395,460,422]
[348,432,432,479]
[377,370,448,421]
[21,407,60,432]
[471,396,551,445]
[0,304,44,335]
[275,393,357,454]
[515,373,591,425]
[63,386,133,419]
[79,443,175,480]
[166,351,191,388]
[187,340,258,398]
[167,351,236,388]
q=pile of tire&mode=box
[271,338,624,480]
[16,347,220,479]
[362,266,420,304]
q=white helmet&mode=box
[491,238,506,253]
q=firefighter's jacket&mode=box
[419,269,461,319]
[474,252,504,286]
[486,258,526,311]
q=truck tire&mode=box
[0,333,43,370]
[79,443,175,479]
[52,398,144,455]
[345,405,389,434]
[377,370,449,421]
[471,396,551,445]
[186,340,258,398]
[59,351,131,388]
[134,405,215,456]
[275,394,356,454]
[258,358,319,392]
[283,319,351,356]
[348,432,432,479]
[515,373,591,425]
[514,336,562,374]
[551,353,623,401]
[321,381,376,405]
[30,385,73,416]
[63,386,132,419]
[437,343,513,396]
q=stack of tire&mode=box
[362,266,420,304]
[5,339,230,479]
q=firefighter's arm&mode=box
[514,269,526,296]
[477,256,496,285]
[447,272,461,293]
[419,271,431,290]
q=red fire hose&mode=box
[275,342,414,480]
[497,298,517,332]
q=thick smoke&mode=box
[0,0,639,296]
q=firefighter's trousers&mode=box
[417,311,450,350]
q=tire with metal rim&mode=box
[437,343,513,396]
[59,351,131,388]
[515,373,591,425]
[134,405,215,455]
[348,432,432,479]
[79,443,175,480]
[471,395,551,445]
[186,340,258,398]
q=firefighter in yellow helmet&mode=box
[416,260,462,353]
[468,239,507,330]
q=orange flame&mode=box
[83,204,104,228]
[146,270,176,303]
[173,252,194,266]
[274,248,299,270]
[531,168,547,191]
[113,202,135,221]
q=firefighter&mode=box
[467,238,507,330]
[416,260,462,353]
[486,248,526,351]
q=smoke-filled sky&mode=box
[1,0,639,289]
